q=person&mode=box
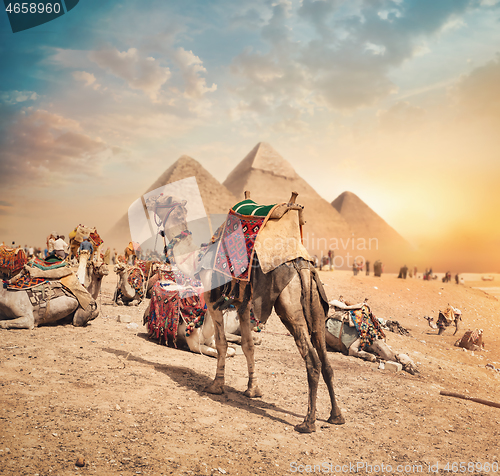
[79,237,94,255]
[374,260,382,277]
[455,273,460,284]
[28,246,34,258]
[112,248,117,265]
[328,249,334,271]
[47,234,56,257]
[365,260,370,276]
[402,264,408,279]
[54,235,69,259]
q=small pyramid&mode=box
[224,142,353,256]
[332,191,416,268]
[107,156,236,247]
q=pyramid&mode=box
[332,191,416,269]
[224,143,353,257]
[107,156,237,247]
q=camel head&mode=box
[89,261,109,279]
[114,262,128,275]
[145,194,188,237]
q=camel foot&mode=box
[294,421,316,433]
[327,414,346,425]
[244,386,263,398]
[204,381,225,395]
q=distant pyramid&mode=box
[332,191,416,269]
[224,143,353,256]
[107,156,236,248]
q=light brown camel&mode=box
[149,191,344,433]
[0,255,104,330]
[124,242,137,265]
[113,263,145,306]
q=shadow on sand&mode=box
[101,345,322,429]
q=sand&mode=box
[0,269,499,475]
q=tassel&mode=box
[232,279,240,300]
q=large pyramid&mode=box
[108,156,237,247]
[224,142,353,257]
[332,191,416,269]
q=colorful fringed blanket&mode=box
[213,200,276,281]
[89,231,103,247]
[29,256,67,271]
[128,267,145,300]
[349,304,386,350]
[146,283,206,347]
[0,247,27,273]
[7,275,47,290]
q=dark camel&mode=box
[148,191,345,433]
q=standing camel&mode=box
[147,191,344,433]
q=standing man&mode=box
[328,249,334,271]
[54,235,69,259]
[365,260,370,276]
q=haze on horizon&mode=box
[1,0,499,273]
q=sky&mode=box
[1,0,500,272]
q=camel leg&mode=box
[275,275,321,433]
[203,303,228,394]
[348,338,377,362]
[0,313,35,329]
[0,293,35,329]
[239,306,262,398]
[309,287,344,425]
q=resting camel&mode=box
[0,246,27,279]
[143,267,262,356]
[147,190,344,433]
[0,253,105,329]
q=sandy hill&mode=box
[107,156,237,248]
[332,191,417,270]
[224,142,353,258]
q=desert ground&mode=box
[1,269,499,476]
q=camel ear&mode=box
[181,200,187,207]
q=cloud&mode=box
[229,0,477,116]
[454,55,500,123]
[0,108,115,189]
[0,90,38,104]
[89,47,171,100]
[72,71,100,90]
[172,47,217,99]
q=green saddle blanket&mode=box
[231,199,276,217]
[29,256,68,271]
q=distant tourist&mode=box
[374,260,383,277]
[328,250,334,271]
[365,260,370,276]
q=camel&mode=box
[84,258,109,300]
[325,299,418,374]
[424,305,461,335]
[143,264,262,356]
[143,270,238,358]
[68,225,102,262]
[147,190,344,433]
[124,242,137,265]
[0,254,103,330]
[113,262,150,306]
[0,246,28,279]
